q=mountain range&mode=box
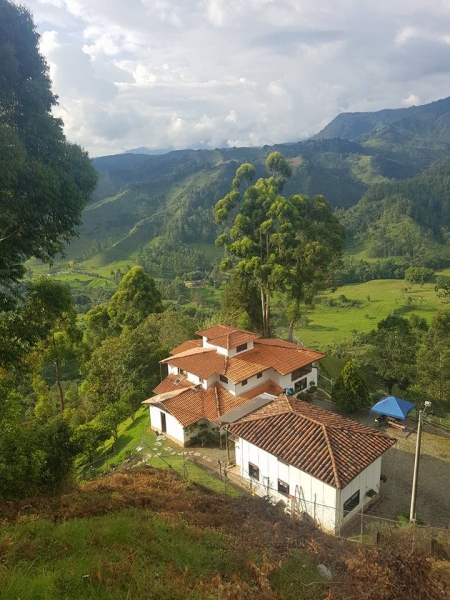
[67,96,450,270]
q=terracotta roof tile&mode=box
[146,384,249,427]
[240,380,284,400]
[161,347,226,380]
[170,339,202,355]
[229,396,395,489]
[162,339,324,383]
[153,374,195,394]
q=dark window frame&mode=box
[343,490,360,515]
[277,480,289,496]
[256,372,263,379]
[294,377,307,393]
[291,365,312,381]
[236,343,248,353]
[219,374,228,384]
[248,463,259,480]
[241,379,248,386]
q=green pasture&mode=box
[295,277,447,350]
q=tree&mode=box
[416,310,450,408]
[97,402,129,442]
[26,279,82,412]
[72,422,110,464]
[220,271,263,332]
[214,152,344,337]
[366,315,417,394]
[0,277,78,371]
[108,266,164,329]
[331,360,370,413]
[0,1,97,307]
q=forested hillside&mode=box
[344,158,450,267]
[64,95,450,276]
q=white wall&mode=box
[277,367,317,391]
[203,338,254,357]
[149,405,189,446]
[236,438,338,532]
[335,456,382,526]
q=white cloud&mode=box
[21,0,450,156]
[402,94,420,107]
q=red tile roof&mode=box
[153,374,195,394]
[240,380,284,399]
[229,396,395,489]
[161,347,226,380]
[196,325,260,349]
[170,339,202,355]
[145,384,249,427]
[162,338,325,383]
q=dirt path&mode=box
[370,430,450,527]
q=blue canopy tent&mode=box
[370,396,416,421]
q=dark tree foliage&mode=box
[0,0,97,307]
[0,278,75,369]
[108,266,164,330]
[220,271,263,332]
[366,315,417,395]
[331,360,370,413]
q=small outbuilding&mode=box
[228,395,396,533]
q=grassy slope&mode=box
[0,470,323,600]
[81,407,240,497]
[1,467,447,600]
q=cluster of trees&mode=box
[0,263,198,499]
[332,312,450,413]
[336,257,409,284]
[137,240,211,279]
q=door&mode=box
[160,411,167,433]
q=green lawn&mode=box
[80,407,241,498]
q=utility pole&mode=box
[410,402,431,523]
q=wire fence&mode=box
[317,372,333,393]
[79,438,450,558]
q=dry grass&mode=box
[0,467,448,599]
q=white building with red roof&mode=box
[227,395,395,533]
[143,325,325,446]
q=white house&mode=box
[142,325,325,446]
[227,395,395,533]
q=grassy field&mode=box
[295,276,448,350]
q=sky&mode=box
[23,0,450,157]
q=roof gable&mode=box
[229,396,395,489]
[196,325,260,349]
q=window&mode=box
[294,378,307,393]
[236,343,248,353]
[241,379,248,386]
[277,480,289,496]
[248,463,259,480]
[220,375,228,384]
[291,365,312,381]
[257,372,263,379]
[343,490,360,515]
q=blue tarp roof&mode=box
[370,396,416,420]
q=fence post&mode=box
[360,504,364,543]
